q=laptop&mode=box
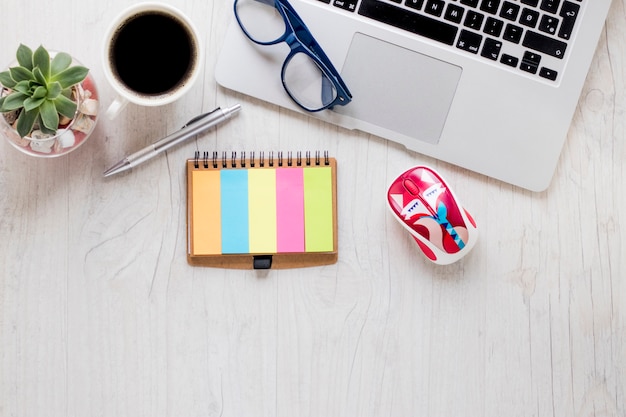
[215,0,612,191]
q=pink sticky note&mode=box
[276,168,305,253]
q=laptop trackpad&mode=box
[334,33,462,145]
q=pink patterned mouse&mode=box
[387,166,478,265]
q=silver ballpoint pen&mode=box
[103,104,242,177]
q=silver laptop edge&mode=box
[215,0,613,191]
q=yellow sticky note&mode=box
[248,169,277,253]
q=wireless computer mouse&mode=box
[387,166,478,265]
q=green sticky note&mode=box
[303,167,334,252]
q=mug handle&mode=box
[106,96,129,119]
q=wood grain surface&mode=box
[0,0,624,416]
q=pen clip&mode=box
[181,107,221,129]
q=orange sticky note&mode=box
[191,170,221,254]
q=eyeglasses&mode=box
[234,0,352,112]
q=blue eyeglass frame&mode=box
[234,0,352,112]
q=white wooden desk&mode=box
[1,1,624,416]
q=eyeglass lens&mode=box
[236,0,340,111]
[284,53,337,110]
[235,0,286,43]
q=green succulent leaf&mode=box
[0,92,29,111]
[38,120,58,136]
[23,96,46,112]
[16,44,34,70]
[33,46,51,79]
[2,45,90,137]
[51,66,88,89]
[33,67,47,86]
[54,93,77,119]
[50,53,72,76]
[9,66,33,83]
[13,80,31,95]
[16,107,39,138]
[39,99,59,131]
[32,85,47,99]
[0,70,17,88]
[47,82,62,99]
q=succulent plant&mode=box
[0,44,89,138]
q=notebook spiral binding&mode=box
[193,150,330,169]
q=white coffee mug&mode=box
[102,2,203,119]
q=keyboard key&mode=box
[460,0,479,7]
[333,0,359,11]
[457,29,483,53]
[539,67,558,80]
[499,1,520,20]
[521,0,539,5]
[425,0,446,16]
[464,10,485,30]
[484,17,504,36]
[523,30,567,58]
[539,15,559,35]
[445,4,465,23]
[558,1,580,40]
[520,52,541,73]
[358,0,458,45]
[481,38,502,60]
[425,0,444,15]
[520,62,538,74]
[405,0,425,10]
[501,54,519,67]
[503,23,524,43]
[480,0,500,14]
[523,51,542,65]
[519,8,540,27]
[540,0,560,13]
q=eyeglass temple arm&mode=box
[254,0,276,6]
[280,3,352,96]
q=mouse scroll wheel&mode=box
[403,178,420,196]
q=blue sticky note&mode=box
[220,170,249,254]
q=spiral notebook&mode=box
[186,151,338,269]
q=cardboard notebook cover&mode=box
[186,151,338,269]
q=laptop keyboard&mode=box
[315,0,583,82]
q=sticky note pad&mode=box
[248,168,277,253]
[221,169,249,254]
[191,170,221,255]
[187,152,337,269]
[304,167,334,252]
[276,168,305,253]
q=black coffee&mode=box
[110,12,196,95]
